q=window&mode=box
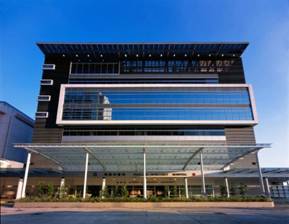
[42,64,56,70]
[41,79,54,86]
[61,87,253,121]
[70,62,119,74]
[35,112,49,118]
[121,59,235,74]
[38,95,51,102]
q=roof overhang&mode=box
[37,42,249,57]
[15,143,270,173]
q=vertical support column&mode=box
[101,177,106,199]
[225,177,230,198]
[60,177,65,198]
[265,177,271,197]
[60,177,65,188]
[184,177,189,199]
[102,177,106,191]
[143,148,147,199]
[200,150,206,195]
[16,178,23,200]
[256,151,265,195]
[83,152,89,199]
[21,152,31,198]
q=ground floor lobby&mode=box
[1,173,285,199]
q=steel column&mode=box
[21,152,31,198]
[256,151,265,194]
[143,148,147,199]
[83,152,89,199]
[101,177,106,199]
[59,177,65,198]
[184,177,189,199]
[225,177,230,198]
[16,178,23,199]
[200,150,206,195]
[60,177,65,188]
[265,177,271,197]
[102,177,106,191]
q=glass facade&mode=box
[62,87,253,121]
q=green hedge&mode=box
[18,195,271,203]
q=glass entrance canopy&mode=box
[15,143,270,173]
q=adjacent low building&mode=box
[0,101,33,163]
[0,101,34,198]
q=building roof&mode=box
[0,101,34,126]
[207,168,289,180]
[15,143,269,173]
[37,42,249,57]
[1,168,287,180]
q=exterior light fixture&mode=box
[100,54,103,57]
[87,54,90,57]
[209,54,211,57]
[160,54,163,57]
[173,54,176,57]
[124,54,127,57]
[62,54,66,57]
[184,54,187,57]
[75,54,79,57]
[136,54,139,57]
[233,54,236,57]
[221,54,224,57]
[197,54,200,57]
[148,54,152,57]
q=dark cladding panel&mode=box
[32,56,70,143]
[219,58,246,83]
[225,127,256,145]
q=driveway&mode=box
[1,207,289,224]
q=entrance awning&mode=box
[15,143,271,173]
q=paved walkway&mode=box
[1,206,289,224]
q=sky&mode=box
[0,0,288,167]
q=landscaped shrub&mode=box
[172,185,178,198]
[219,185,226,197]
[35,182,55,198]
[100,186,109,198]
[230,185,237,196]
[238,183,247,196]
[18,194,271,203]
[164,186,170,197]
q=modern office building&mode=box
[10,42,288,200]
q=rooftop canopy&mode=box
[15,143,269,173]
[37,42,248,57]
